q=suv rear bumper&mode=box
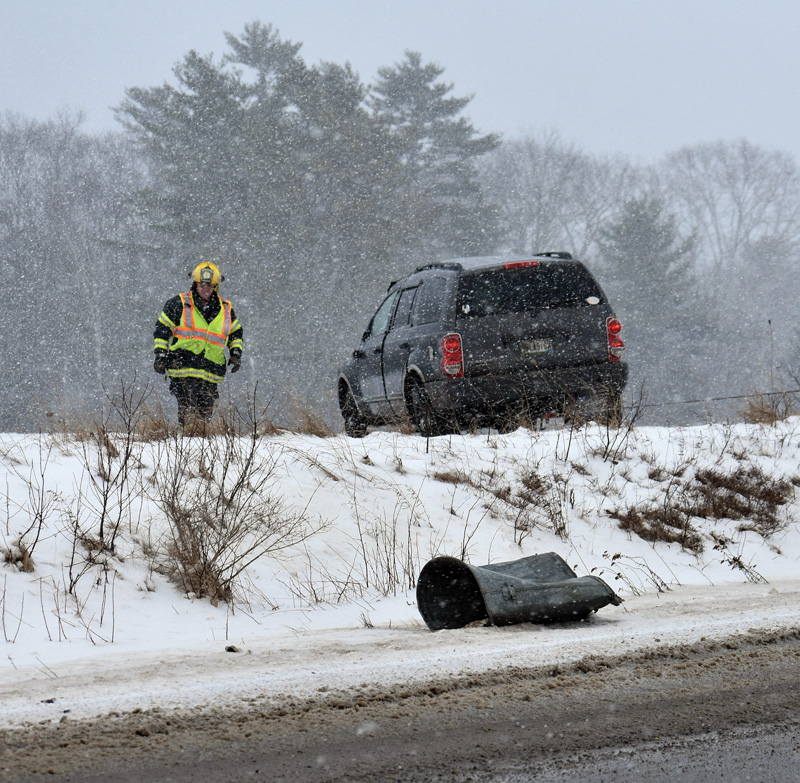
[425,361,629,422]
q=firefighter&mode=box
[153,262,243,431]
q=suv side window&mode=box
[368,291,399,338]
[390,286,418,332]
[412,277,448,325]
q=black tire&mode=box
[340,388,368,438]
[407,380,443,438]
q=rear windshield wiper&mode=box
[542,297,586,309]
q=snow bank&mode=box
[1,419,799,728]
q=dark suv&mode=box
[337,252,627,437]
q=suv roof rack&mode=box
[414,261,464,273]
[533,251,573,260]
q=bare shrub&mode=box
[586,384,647,463]
[2,437,60,571]
[70,378,151,553]
[286,489,429,603]
[710,532,767,583]
[1,574,26,642]
[149,423,321,606]
[282,546,365,604]
[593,552,671,596]
[354,504,422,595]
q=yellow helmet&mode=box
[190,262,224,289]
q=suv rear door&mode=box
[383,274,455,415]
[456,261,612,377]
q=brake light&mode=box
[606,317,625,361]
[441,333,464,378]
[503,260,539,269]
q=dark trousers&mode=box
[169,377,220,427]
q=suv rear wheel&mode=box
[407,379,444,438]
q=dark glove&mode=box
[228,353,242,373]
[153,352,169,375]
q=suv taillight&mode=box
[606,317,625,361]
[441,333,464,378]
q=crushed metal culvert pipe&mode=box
[416,552,622,631]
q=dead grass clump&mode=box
[3,544,34,572]
[741,392,797,424]
[611,505,704,554]
[284,393,335,437]
[611,504,703,555]
[516,471,551,505]
[135,403,172,441]
[44,410,99,443]
[692,466,794,537]
[292,407,334,437]
[612,462,795,552]
[432,469,475,487]
[486,484,513,503]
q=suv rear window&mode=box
[457,264,604,318]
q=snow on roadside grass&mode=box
[1,418,799,677]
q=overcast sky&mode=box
[2,0,799,163]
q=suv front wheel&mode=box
[340,387,368,438]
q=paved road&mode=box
[504,725,800,783]
[1,628,797,782]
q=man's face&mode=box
[197,281,214,303]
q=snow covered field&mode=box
[1,418,799,730]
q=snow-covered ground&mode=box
[1,418,799,729]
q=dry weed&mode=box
[611,461,795,552]
[611,505,704,554]
[693,465,794,537]
[741,391,797,424]
[284,392,334,437]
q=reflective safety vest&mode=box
[167,292,233,383]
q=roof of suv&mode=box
[414,251,575,274]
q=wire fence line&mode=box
[640,388,800,411]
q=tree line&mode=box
[1,21,798,431]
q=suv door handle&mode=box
[399,342,410,350]
[372,346,383,354]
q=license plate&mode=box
[520,338,553,354]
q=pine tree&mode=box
[599,196,696,315]
[117,50,249,259]
[598,196,711,411]
[369,51,500,258]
